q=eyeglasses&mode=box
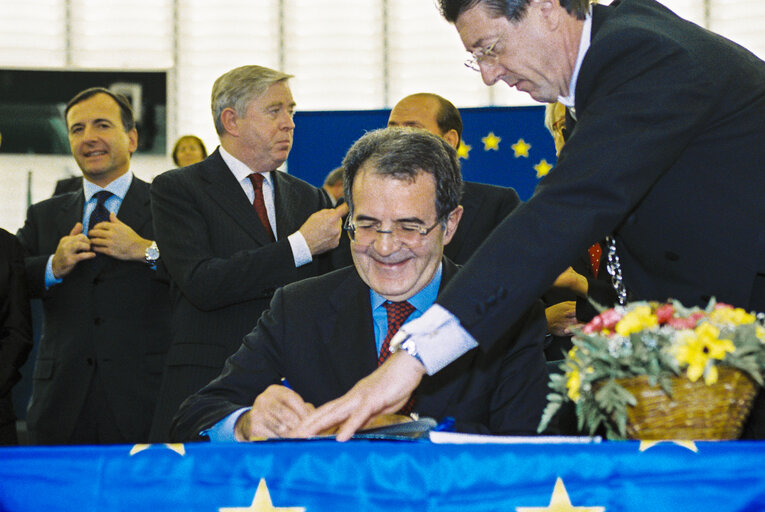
[464,37,501,72]
[344,216,443,246]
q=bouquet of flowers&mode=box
[538,299,765,439]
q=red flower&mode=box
[656,304,675,324]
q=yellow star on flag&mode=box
[516,477,605,512]
[482,132,501,151]
[534,159,553,178]
[219,479,306,512]
[511,138,531,158]
[129,443,186,456]
[457,141,472,159]
[639,440,698,453]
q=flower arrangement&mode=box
[538,299,765,440]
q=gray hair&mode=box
[211,65,294,135]
[342,128,463,221]
[439,0,589,23]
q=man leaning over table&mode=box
[170,128,549,441]
[293,0,765,440]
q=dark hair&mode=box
[429,93,464,146]
[171,135,208,166]
[65,87,135,132]
[439,0,589,23]
[342,128,463,221]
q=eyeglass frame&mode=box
[464,36,502,72]
[344,215,445,245]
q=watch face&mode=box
[146,245,160,261]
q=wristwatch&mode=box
[390,332,424,365]
[144,240,160,266]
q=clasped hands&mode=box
[51,213,152,278]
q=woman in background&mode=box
[171,135,208,167]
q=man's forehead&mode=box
[66,94,121,124]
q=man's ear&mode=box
[128,128,138,155]
[442,205,464,245]
[220,107,240,136]
[442,129,460,150]
[535,0,561,30]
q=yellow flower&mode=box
[615,305,658,337]
[709,307,756,326]
[672,323,736,384]
[756,325,765,342]
[566,367,582,402]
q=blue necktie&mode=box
[88,191,113,234]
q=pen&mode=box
[280,377,292,390]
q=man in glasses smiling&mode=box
[170,128,548,441]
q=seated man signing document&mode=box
[171,128,549,441]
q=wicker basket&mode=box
[615,367,759,440]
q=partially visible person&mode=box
[170,128,548,442]
[17,87,171,445]
[0,228,33,445]
[322,166,345,206]
[149,65,347,442]
[293,0,765,440]
[53,176,83,196]
[387,93,520,265]
[172,134,208,168]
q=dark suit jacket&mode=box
[0,229,32,442]
[444,181,521,265]
[149,149,333,441]
[171,258,549,441]
[16,178,171,444]
[436,0,765,436]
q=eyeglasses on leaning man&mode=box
[344,216,445,246]
[464,37,501,71]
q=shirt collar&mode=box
[83,170,133,202]
[557,8,592,108]
[219,145,273,188]
[370,262,443,313]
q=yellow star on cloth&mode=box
[534,159,553,178]
[511,138,531,158]
[129,443,186,456]
[639,440,698,453]
[516,478,605,512]
[219,479,306,512]
[457,141,472,159]
[482,132,501,151]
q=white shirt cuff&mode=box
[288,231,312,267]
[395,304,478,375]
[202,407,249,442]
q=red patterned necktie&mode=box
[248,173,275,242]
[378,301,417,415]
[588,242,602,279]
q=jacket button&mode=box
[94,317,102,325]
[86,358,94,366]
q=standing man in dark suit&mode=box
[171,128,548,442]
[149,65,347,441]
[295,0,765,440]
[387,93,520,265]
[0,228,33,445]
[16,88,171,445]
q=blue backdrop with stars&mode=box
[289,105,557,201]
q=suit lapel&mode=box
[324,270,379,392]
[272,171,302,239]
[200,150,273,246]
[116,178,151,236]
[55,190,85,240]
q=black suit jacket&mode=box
[0,229,32,441]
[444,181,521,265]
[171,258,549,441]
[436,0,765,436]
[16,178,171,444]
[149,149,333,441]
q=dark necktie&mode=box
[379,301,417,415]
[88,191,113,234]
[248,173,275,242]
